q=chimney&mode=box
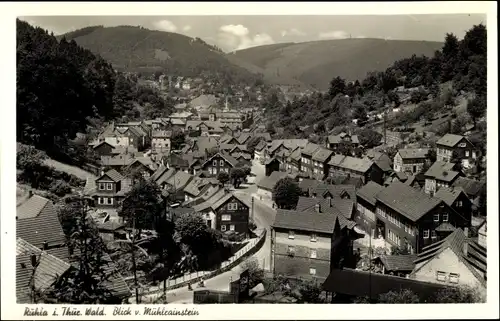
[101,169,105,176]
[464,227,469,238]
[314,203,321,213]
[42,241,48,250]
[462,241,468,256]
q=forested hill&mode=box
[58,25,263,86]
[230,38,444,90]
[260,24,487,141]
[17,19,173,165]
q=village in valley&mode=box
[15,16,488,305]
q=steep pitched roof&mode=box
[183,177,209,197]
[273,209,356,234]
[413,228,486,286]
[301,142,322,157]
[192,188,227,212]
[288,146,302,161]
[165,171,193,191]
[202,152,240,168]
[378,254,417,272]
[356,181,385,206]
[398,148,429,159]
[211,193,251,210]
[434,186,466,206]
[254,140,267,152]
[16,240,72,303]
[98,169,125,182]
[375,181,442,222]
[16,195,66,249]
[257,171,293,191]
[193,136,219,152]
[452,177,486,198]
[436,134,471,147]
[295,197,355,220]
[150,164,169,182]
[311,147,334,162]
[328,155,375,173]
[155,168,176,186]
[424,161,460,182]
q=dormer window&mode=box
[106,183,113,190]
[99,183,106,190]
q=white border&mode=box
[1,2,498,320]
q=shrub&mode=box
[49,180,73,196]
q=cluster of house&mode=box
[16,192,131,303]
[258,132,486,299]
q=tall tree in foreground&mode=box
[272,177,301,209]
[44,198,114,303]
[466,95,486,128]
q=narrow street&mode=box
[143,160,276,304]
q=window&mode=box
[221,225,226,231]
[431,230,437,239]
[106,183,113,190]
[288,231,295,239]
[433,214,440,222]
[288,246,295,256]
[442,213,449,222]
[436,271,447,282]
[458,142,466,148]
[230,225,235,231]
[310,233,317,242]
[449,273,460,284]
[99,183,106,190]
[465,151,469,157]
[220,160,224,166]
[423,230,430,238]
[228,202,238,210]
[310,249,317,259]
[213,160,217,166]
[98,197,103,205]
[102,197,108,205]
[221,214,231,221]
[208,167,213,175]
[456,201,462,207]
[309,268,316,275]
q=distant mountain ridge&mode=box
[59,25,262,86]
[230,38,443,90]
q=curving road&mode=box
[143,160,276,304]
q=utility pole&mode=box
[251,196,254,223]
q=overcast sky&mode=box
[20,15,486,52]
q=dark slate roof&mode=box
[212,193,251,210]
[273,209,356,234]
[414,228,486,286]
[202,152,239,168]
[356,181,385,206]
[165,171,193,191]
[424,161,459,182]
[155,168,176,186]
[257,171,293,191]
[328,155,375,173]
[452,177,486,198]
[435,222,457,232]
[311,147,334,162]
[378,254,417,272]
[183,176,209,197]
[434,186,466,206]
[254,140,267,152]
[192,188,227,212]
[193,136,219,152]
[328,174,364,188]
[288,146,302,161]
[310,184,357,201]
[397,148,429,159]
[16,195,66,249]
[16,243,72,303]
[150,165,169,182]
[322,268,449,301]
[375,181,442,222]
[436,134,469,147]
[365,152,393,172]
[99,169,125,182]
[328,134,359,144]
[295,197,355,220]
[301,142,322,157]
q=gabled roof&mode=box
[16,239,72,303]
[211,193,251,211]
[288,146,302,161]
[311,147,334,162]
[93,141,115,150]
[397,148,429,159]
[436,134,471,147]
[192,188,227,212]
[310,183,357,201]
[16,195,66,249]
[183,177,209,197]
[295,197,355,220]
[257,171,294,191]
[98,169,125,182]
[452,177,486,198]
[357,181,385,206]
[150,165,169,182]
[424,161,460,182]
[375,181,442,222]
[268,139,308,154]
[155,168,176,186]
[435,222,457,232]
[328,133,360,144]
[413,228,486,286]
[273,209,356,234]
[165,171,193,191]
[254,140,267,152]
[434,186,467,206]
[301,143,322,157]
[328,155,375,174]
[193,136,219,152]
[236,133,251,144]
[378,254,417,272]
[202,152,239,168]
